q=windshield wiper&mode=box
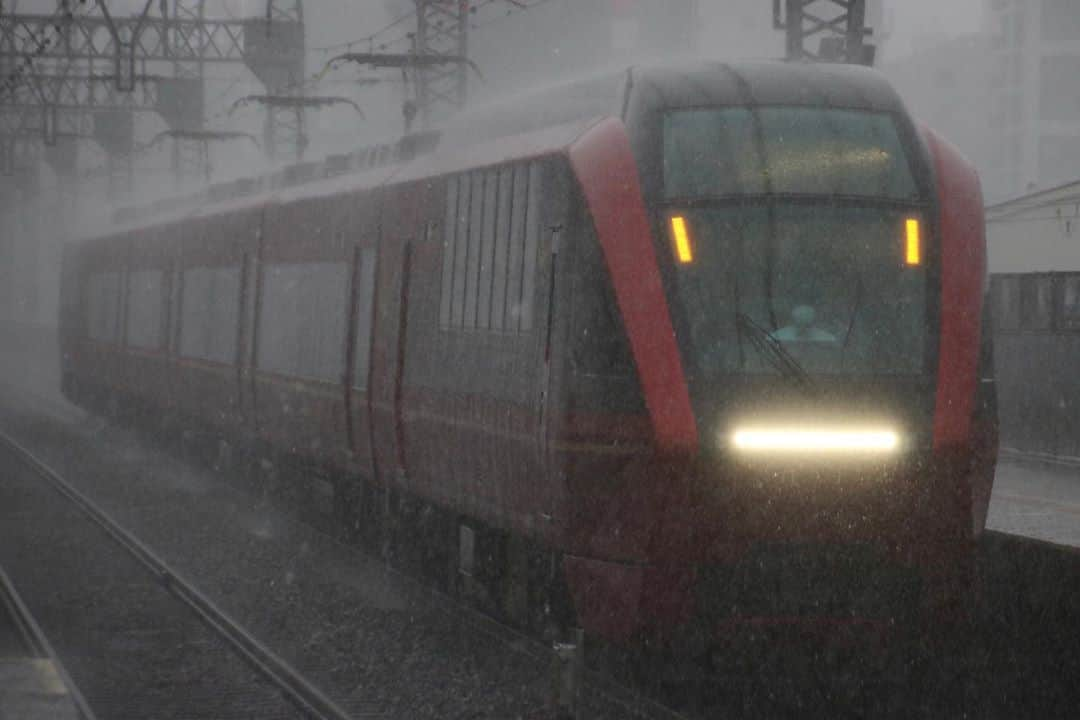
[735,312,815,394]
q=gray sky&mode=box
[884,0,986,58]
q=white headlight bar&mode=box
[731,428,900,454]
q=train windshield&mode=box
[661,107,929,379]
[665,205,927,378]
[665,203,928,377]
[663,107,919,200]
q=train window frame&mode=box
[506,163,530,331]
[85,270,122,344]
[519,162,543,333]
[353,247,378,391]
[438,161,540,335]
[477,168,499,329]
[1060,274,1080,331]
[464,172,486,329]
[256,261,351,383]
[491,167,514,331]
[661,106,920,201]
[439,176,459,329]
[178,264,242,366]
[125,267,166,351]
[451,171,472,327]
[994,275,1022,332]
[1021,274,1055,332]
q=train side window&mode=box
[1022,275,1054,331]
[353,248,377,389]
[439,176,458,328]
[86,271,121,343]
[451,172,472,327]
[491,167,514,330]
[477,169,499,329]
[506,163,529,330]
[519,162,543,333]
[436,162,539,334]
[126,269,165,350]
[179,266,240,364]
[258,262,349,382]
[995,276,1021,331]
[464,172,485,329]
[1060,276,1080,330]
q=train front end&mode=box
[564,62,997,644]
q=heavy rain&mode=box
[0,1,1078,718]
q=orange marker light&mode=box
[905,218,922,266]
[671,216,693,264]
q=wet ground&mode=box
[2,322,1080,718]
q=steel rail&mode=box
[0,422,687,719]
[0,564,99,720]
[0,429,354,720]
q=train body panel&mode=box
[59,60,996,647]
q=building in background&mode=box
[881,33,1001,199]
[984,0,1080,199]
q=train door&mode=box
[528,159,571,537]
[344,188,380,480]
[368,183,421,486]
[252,195,353,467]
[237,208,264,436]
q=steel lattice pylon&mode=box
[774,0,874,65]
[244,0,306,162]
[414,0,468,128]
[0,1,308,188]
[167,1,208,185]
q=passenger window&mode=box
[519,162,543,333]
[126,269,165,350]
[440,176,459,329]
[995,276,1021,331]
[86,271,121,343]
[1061,276,1080,330]
[180,266,240,364]
[491,167,514,330]
[1022,276,1054,331]
[464,172,485,329]
[437,161,542,333]
[506,164,529,330]
[258,262,349,382]
[451,173,471,327]
[353,248,377,389]
[477,169,499,329]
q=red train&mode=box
[60,60,998,646]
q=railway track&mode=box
[0,428,354,720]
[0,421,691,720]
[0,563,96,720]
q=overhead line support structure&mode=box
[413,0,469,128]
[773,0,875,66]
[0,1,306,191]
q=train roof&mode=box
[440,59,906,146]
[626,59,906,114]
[93,59,908,242]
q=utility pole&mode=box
[774,0,875,66]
